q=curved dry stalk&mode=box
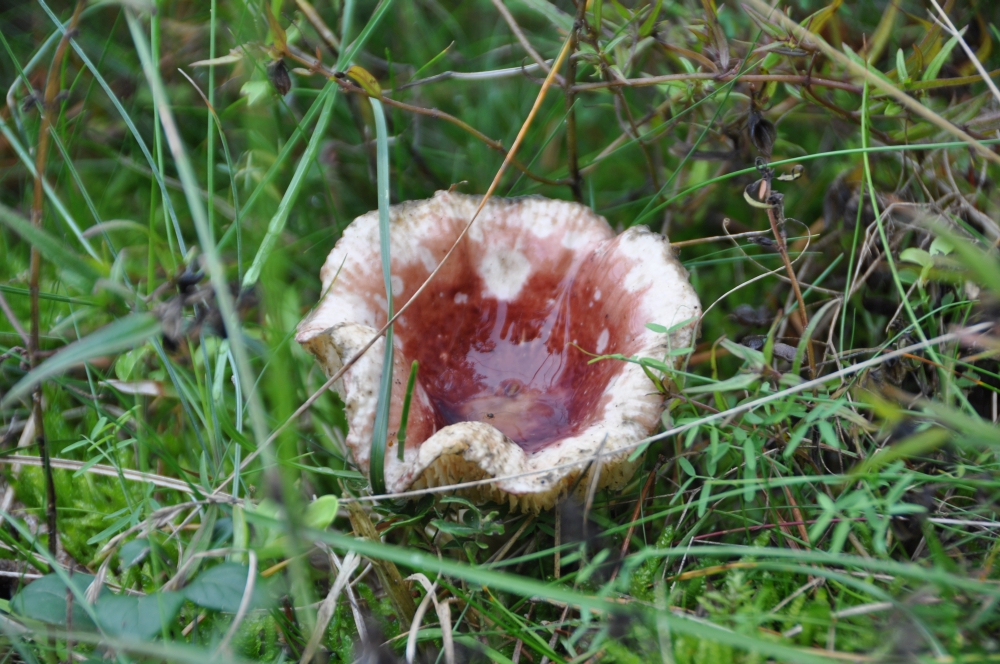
[29,0,86,558]
[573,72,863,93]
[758,176,817,376]
[0,456,196,494]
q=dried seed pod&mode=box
[267,59,292,96]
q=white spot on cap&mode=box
[561,230,588,249]
[594,289,601,301]
[596,328,609,354]
[417,246,438,273]
[454,292,468,304]
[391,275,404,297]
[478,249,532,301]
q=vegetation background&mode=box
[2,0,1000,661]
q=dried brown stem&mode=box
[29,0,85,558]
[760,176,816,377]
[609,457,662,582]
[562,2,587,202]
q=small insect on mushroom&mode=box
[297,191,700,511]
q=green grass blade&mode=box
[368,97,393,496]
[397,360,418,461]
[125,9,269,453]
[0,202,103,290]
[241,81,338,289]
[1,313,161,407]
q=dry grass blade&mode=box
[299,551,360,664]
[405,573,454,664]
[0,456,196,494]
[215,550,257,655]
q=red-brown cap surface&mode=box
[296,191,701,511]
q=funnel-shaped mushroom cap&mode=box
[297,192,700,511]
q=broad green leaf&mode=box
[900,247,932,267]
[678,456,697,477]
[2,313,162,407]
[10,573,104,628]
[0,202,104,291]
[240,80,271,106]
[929,236,953,256]
[304,495,340,530]
[721,338,767,370]
[183,562,278,612]
[95,591,185,640]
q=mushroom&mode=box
[296,191,700,511]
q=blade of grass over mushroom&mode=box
[368,96,394,496]
[1,313,162,407]
[397,360,419,461]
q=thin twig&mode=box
[490,0,564,85]
[29,0,86,558]
[562,0,587,202]
[759,176,817,376]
